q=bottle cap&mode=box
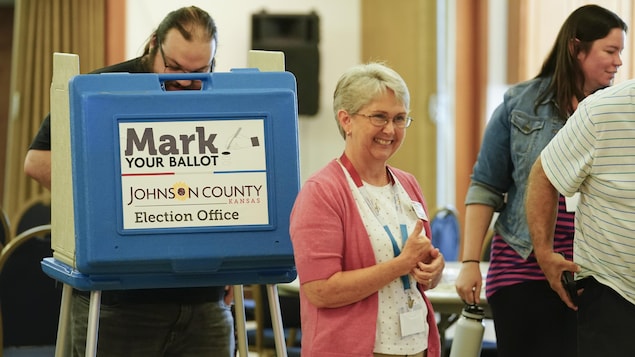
[462,304,485,320]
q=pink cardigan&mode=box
[289,159,441,357]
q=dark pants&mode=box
[71,292,234,357]
[488,280,577,357]
[576,277,635,357]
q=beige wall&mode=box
[361,0,439,209]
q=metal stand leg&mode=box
[266,284,288,357]
[85,290,101,357]
[55,284,73,357]
[233,285,249,357]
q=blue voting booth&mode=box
[42,70,299,288]
[41,56,300,357]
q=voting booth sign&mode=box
[44,70,300,287]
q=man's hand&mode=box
[224,285,234,306]
[536,251,580,310]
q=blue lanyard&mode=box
[339,153,412,291]
[384,224,411,290]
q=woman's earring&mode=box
[347,131,352,136]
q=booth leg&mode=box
[266,284,288,357]
[233,285,249,357]
[54,284,73,357]
[85,290,101,357]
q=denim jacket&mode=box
[465,77,566,259]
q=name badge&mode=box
[412,201,428,220]
[399,304,426,337]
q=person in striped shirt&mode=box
[527,78,635,356]
[455,5,627,357]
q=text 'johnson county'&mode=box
[127,185,263,205]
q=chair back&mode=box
[430,206,460,261]
[0,207,9,249]
[248,284,301,354]
[255,284,301,329]
[11,196,51,238]
[0,225,60,350]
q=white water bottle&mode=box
[449,304,485,357]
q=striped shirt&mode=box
[541,79,635,305]
[486,195,574,299]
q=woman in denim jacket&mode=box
[455,5,627,357]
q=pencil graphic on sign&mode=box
[222,127,242,155]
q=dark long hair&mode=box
[535,5,627,119]
[142,6,218,70]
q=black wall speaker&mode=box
[252,11,320,116]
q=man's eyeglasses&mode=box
[158,40,213,74]
[353,113,413,129]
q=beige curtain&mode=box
[3,0,105,222]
